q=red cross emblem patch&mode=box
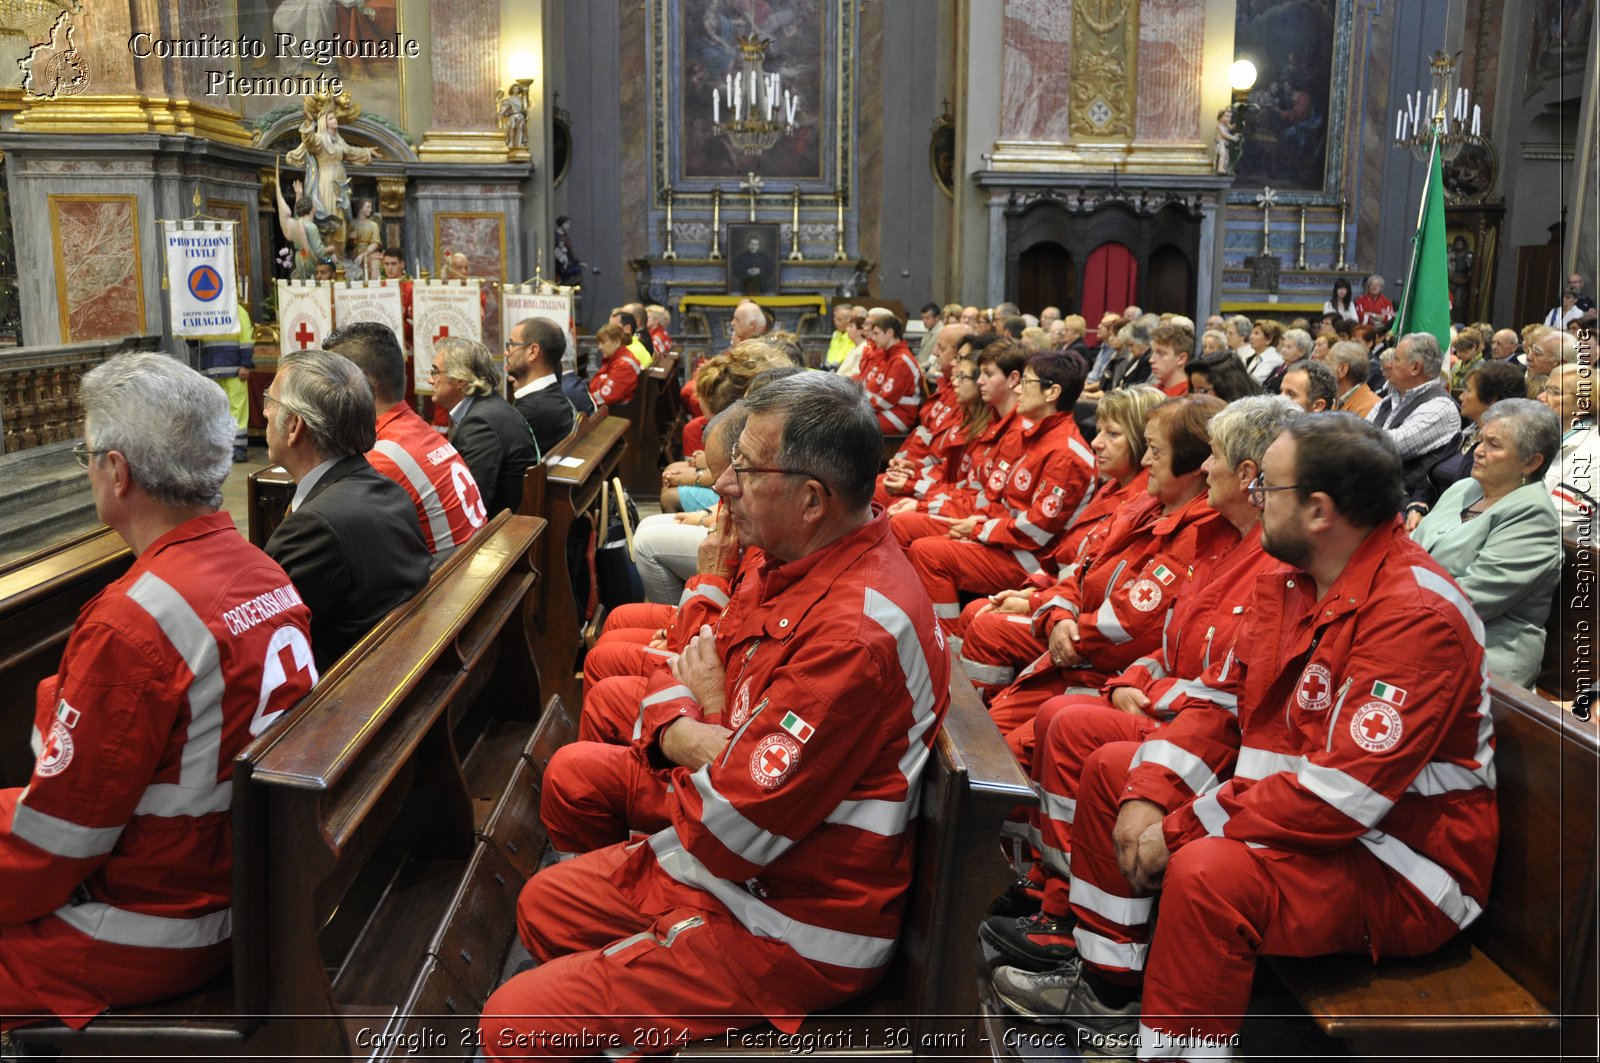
[1297,663,1333,712]
[37,719,74,777]
[750,733,800,789]
[1040,491,1062,519]
[1129,578,1163,612]
[1351,701,1403,753]
[1012,466,1033,493]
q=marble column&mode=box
[419,0,506,161]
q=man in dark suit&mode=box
[432,335,540,515]
[507,316,579,451]
[263,349,431,669]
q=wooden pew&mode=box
[613,351,682,499]
[1268,681,1598,1060]
[245,464,294,548]
[524,413,629,712]
[12,512,553,1060]
[1538,536,1595,707]
[675,659,1035,1058]
[0,526,132,786]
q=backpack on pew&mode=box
[596,476,645,609]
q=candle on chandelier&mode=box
[713,89,719,124]
[1472,104,1480,136]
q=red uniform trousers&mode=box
[540,742,671,854]
[889,510,960,547]
[983,660,1111,768]
[584,603,677,701]
[481,843,851,1060]
[1066,741,1459,1057]
[579,675,649,745]
[907,537,1039,630]
[954,603,1041,694]
[1031,696,1158,913]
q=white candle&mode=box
[713,89,719,124]
[750,70,756,101]
[1429,88,1437,119]
[788,95,798,124]
[1472,104,1480,136]
[725,74,733,100]
[1395,110,1403,140]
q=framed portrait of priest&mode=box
[727,223,780,296]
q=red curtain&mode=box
[1081,242,1139,344]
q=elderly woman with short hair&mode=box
[1412,398,1563,687]
[431,336,539,516]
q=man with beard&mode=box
[990,414,1497,1060]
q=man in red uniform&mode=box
[325,321,487,564]
[906,349,1095,630]
[857,310,924,435]
[480,372,951,1058]
[991,414,1497,1060]
[1,353,317,1029]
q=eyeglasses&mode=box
[1019,376,1052,390]
[950,372,977,382]
[72,442,108,469]
[1247,472,1300,507]
[727,447,833,495]
[505,340,531,353]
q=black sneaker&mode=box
[991,960,1140,1059]
[979,910,1077,970]
[989,874,1045,919]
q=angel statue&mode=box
[274,157,328,281]
[284,90,380,254]
[497,83,529,151]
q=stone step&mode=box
[0,483,100,562]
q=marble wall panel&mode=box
[429,0,500,129]
[49,196,145,343]
[1001,0,1072,142]
[1137,0,1204,143]
[434,212,506,348]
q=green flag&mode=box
[1395,138,1452,348]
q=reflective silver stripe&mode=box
[880,408,910,432]
[933,601,961,619]
[1010,548,1044,575]
[913,425,933,445]
[1094,595,1131,644]
[690,768,795,866]
[30,725,43,758]
[126,573,228,815]
[977,518,1000,543]
[1073,925,1148,970]
[10,801,122,859]
[1183,680,1238,715]
[601,930,654,956]
[648,831,894,968]
[825,799,908,835]
[54,902,232,949]
[1151,678,1191,715]
[1069,876,1154,925]
[1016,651,1053,681]
[1039,840,1071,876]
[1191,790,1230,837]
[960,656,1015,687]
[1235,746,1302,780]
[1129,740,1219,795]
[1068,437,1094,466]
[1014,514,1052,547]
[1297,763,1394,828]
[855,588,941,834]
[642,683,694,708]
[1357,829,1484,929]
[1409,760,1493,796]
[1410,563,1498,786]
[135,780,233,817]
[1039,787,1076,824]
[1033,594,1075,619]
[1133,656,1167,681]
[373,439,456,550]
[1139,1023,1234,1061]
[1410,565,1487,644]
[678,583,730,610]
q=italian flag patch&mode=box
[1370,681,1408,706]
[779,711,814,743]
[1152,564,1176,586]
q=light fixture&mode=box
[1394,50,1481,162]
[711,34,797,158]
[507,51,537,85]
[1228,60,1258,94]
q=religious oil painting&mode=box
[1231,0,1336,191]
[1524,0,1593,99]
[233,0,406,124]
[726,222,780,296]
[679,0,825,180]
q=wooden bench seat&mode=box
[0,526,132,786]
[12,512,554,1059]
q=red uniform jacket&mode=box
[1044,470,1152,583]
[1,515,316,1026]
[590,348,641,407]
[625,514,951,1016]
[971,412,1097,565]
[892,378,961,472]
[921,408,1016,518]
[371,403,487,556]
[860,339,924,434]
[1150,522,1497,939]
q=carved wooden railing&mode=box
[0,336,161,455]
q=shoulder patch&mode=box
[750,733,801,789]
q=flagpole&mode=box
[1395,130,1440,333]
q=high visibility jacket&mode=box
[970,411,1096,565]
[371,403,487,556]
[590,348,642,407]
[860,339,923,434]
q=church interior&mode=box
[0,1,1597,1060]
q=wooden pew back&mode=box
[614,352,681,497]
[13,513,548,1059]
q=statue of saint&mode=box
[346,198,383,280]
[1214,109,1242,176]
[284,91,379,256]
[498,83,529,150]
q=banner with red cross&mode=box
[332,279,405,342]
[275,279,333,353]
[413,280,484,394]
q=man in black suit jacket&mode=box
[506,316,579,451]
[432,335,540,515]
[263,349,431,670]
